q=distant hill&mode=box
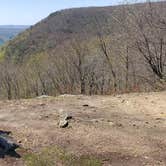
[0,6,122,59]
[1,1,166,61]
[0,25,29,45]
[0,1,165,99]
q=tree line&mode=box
[0,1,165,99]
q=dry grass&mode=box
[0,92,165,165]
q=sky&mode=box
[0,0,145,25]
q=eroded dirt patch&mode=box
[0,92,165,165]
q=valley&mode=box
[0,25,29,45]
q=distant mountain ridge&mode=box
[0,1,165,99]
[0,25,29,29]
[0,6,119,59]
[2,1,165,61]
[0,25,29,45]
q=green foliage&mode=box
[23,153,54,166]
[0,48,6,61]
[23,146,102,166]
[0,5,115,61]
[0,25,29,46]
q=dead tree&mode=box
[127,2,166,81]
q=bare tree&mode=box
[127,2,166,81]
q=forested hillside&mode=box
[0,1,166,99]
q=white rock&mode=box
[37,95,50,99]
[109,122,114,126]
[59,119,68,128]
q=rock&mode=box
[59,110,72,120]
[39,115,49,120]
[83,104,89,107]
[100,118,105,121]
[0,130,11,135]
[121,99,125,103]
[59,94,76,97]
[59,119,68,128]
[58,109,72,128]
[58,109,64,114]
[109,122,114,126]
[91,119,99,123]
[116,123,123,127]
[0,132,19,153]
[155,118,163,121]
[18,140,22,144]
[62,113,72,120]
[144,156,149,159]
[39,103,46,106]
[37,95,50,99]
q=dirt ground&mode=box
[0,91,165,166]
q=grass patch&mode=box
[23,146,102,166]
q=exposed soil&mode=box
[0,92,165,166]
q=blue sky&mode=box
[0,0,143,25]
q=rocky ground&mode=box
[0,92,165,166]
